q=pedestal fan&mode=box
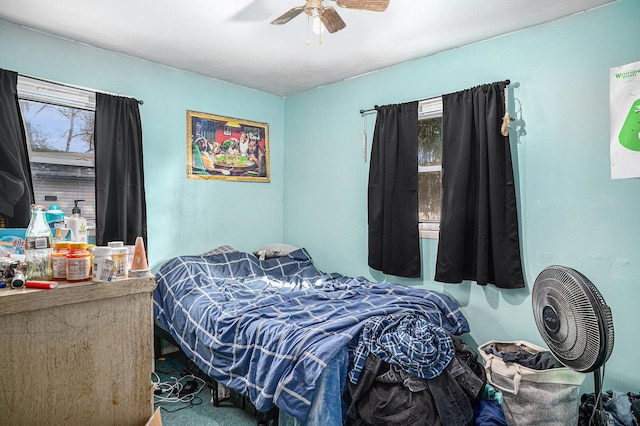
[532,265,615,425]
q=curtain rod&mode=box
[359,79,510,115]
[19,73,144,105]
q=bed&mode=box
[153,247,471,424]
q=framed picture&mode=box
[186,110,270,182]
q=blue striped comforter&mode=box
[153,248,469,421]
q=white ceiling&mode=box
[0,0,615,97]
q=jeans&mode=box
[603,390,636,426]
[278,347,349,426]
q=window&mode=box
[17,77,96,239]
[418,97,443,239]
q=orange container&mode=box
[66,242,91,282]
[52,241,70,281]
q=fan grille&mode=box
[532,266,614,373]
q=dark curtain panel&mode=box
[435,82,524,289]
[94,93,147,247]
[368,102,421,278]
[0,69,34,227]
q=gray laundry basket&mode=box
[479,340,586,426]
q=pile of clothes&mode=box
[579,390,640,426]
[345,313,506,426]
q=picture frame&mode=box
[186,110,270,182]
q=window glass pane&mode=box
[418,117,442,167]
[19,99,96,236]
[20,100,94,156]
[418,172,441,222]
[418,112,442,228]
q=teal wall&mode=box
[284,0,640,392]
[0,19,286,267]
[1,0,638,395]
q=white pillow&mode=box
[201,245,238,256]
[253,243,299,260]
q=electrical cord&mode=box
[159,396,203,413]
[589,365,608,426]
[151,372,207,405]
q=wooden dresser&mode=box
[0,275,156,426]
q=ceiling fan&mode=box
[271,0,390,34]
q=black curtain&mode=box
[0,69,34,227]
[94,93,147,247]
[435,82,524,289]
[368,102,421,278]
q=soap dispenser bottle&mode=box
[68,199,87,243]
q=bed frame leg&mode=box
[210,381,220,407]
[153,334,162,358]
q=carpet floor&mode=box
[153,351,258,426]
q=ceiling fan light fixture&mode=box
[312,14,325,35]
[306,8,324,45]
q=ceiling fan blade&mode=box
[321,7,346,33]
[336,0,389,12]
[271,6,306,25]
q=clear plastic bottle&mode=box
[25,204,53,280]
